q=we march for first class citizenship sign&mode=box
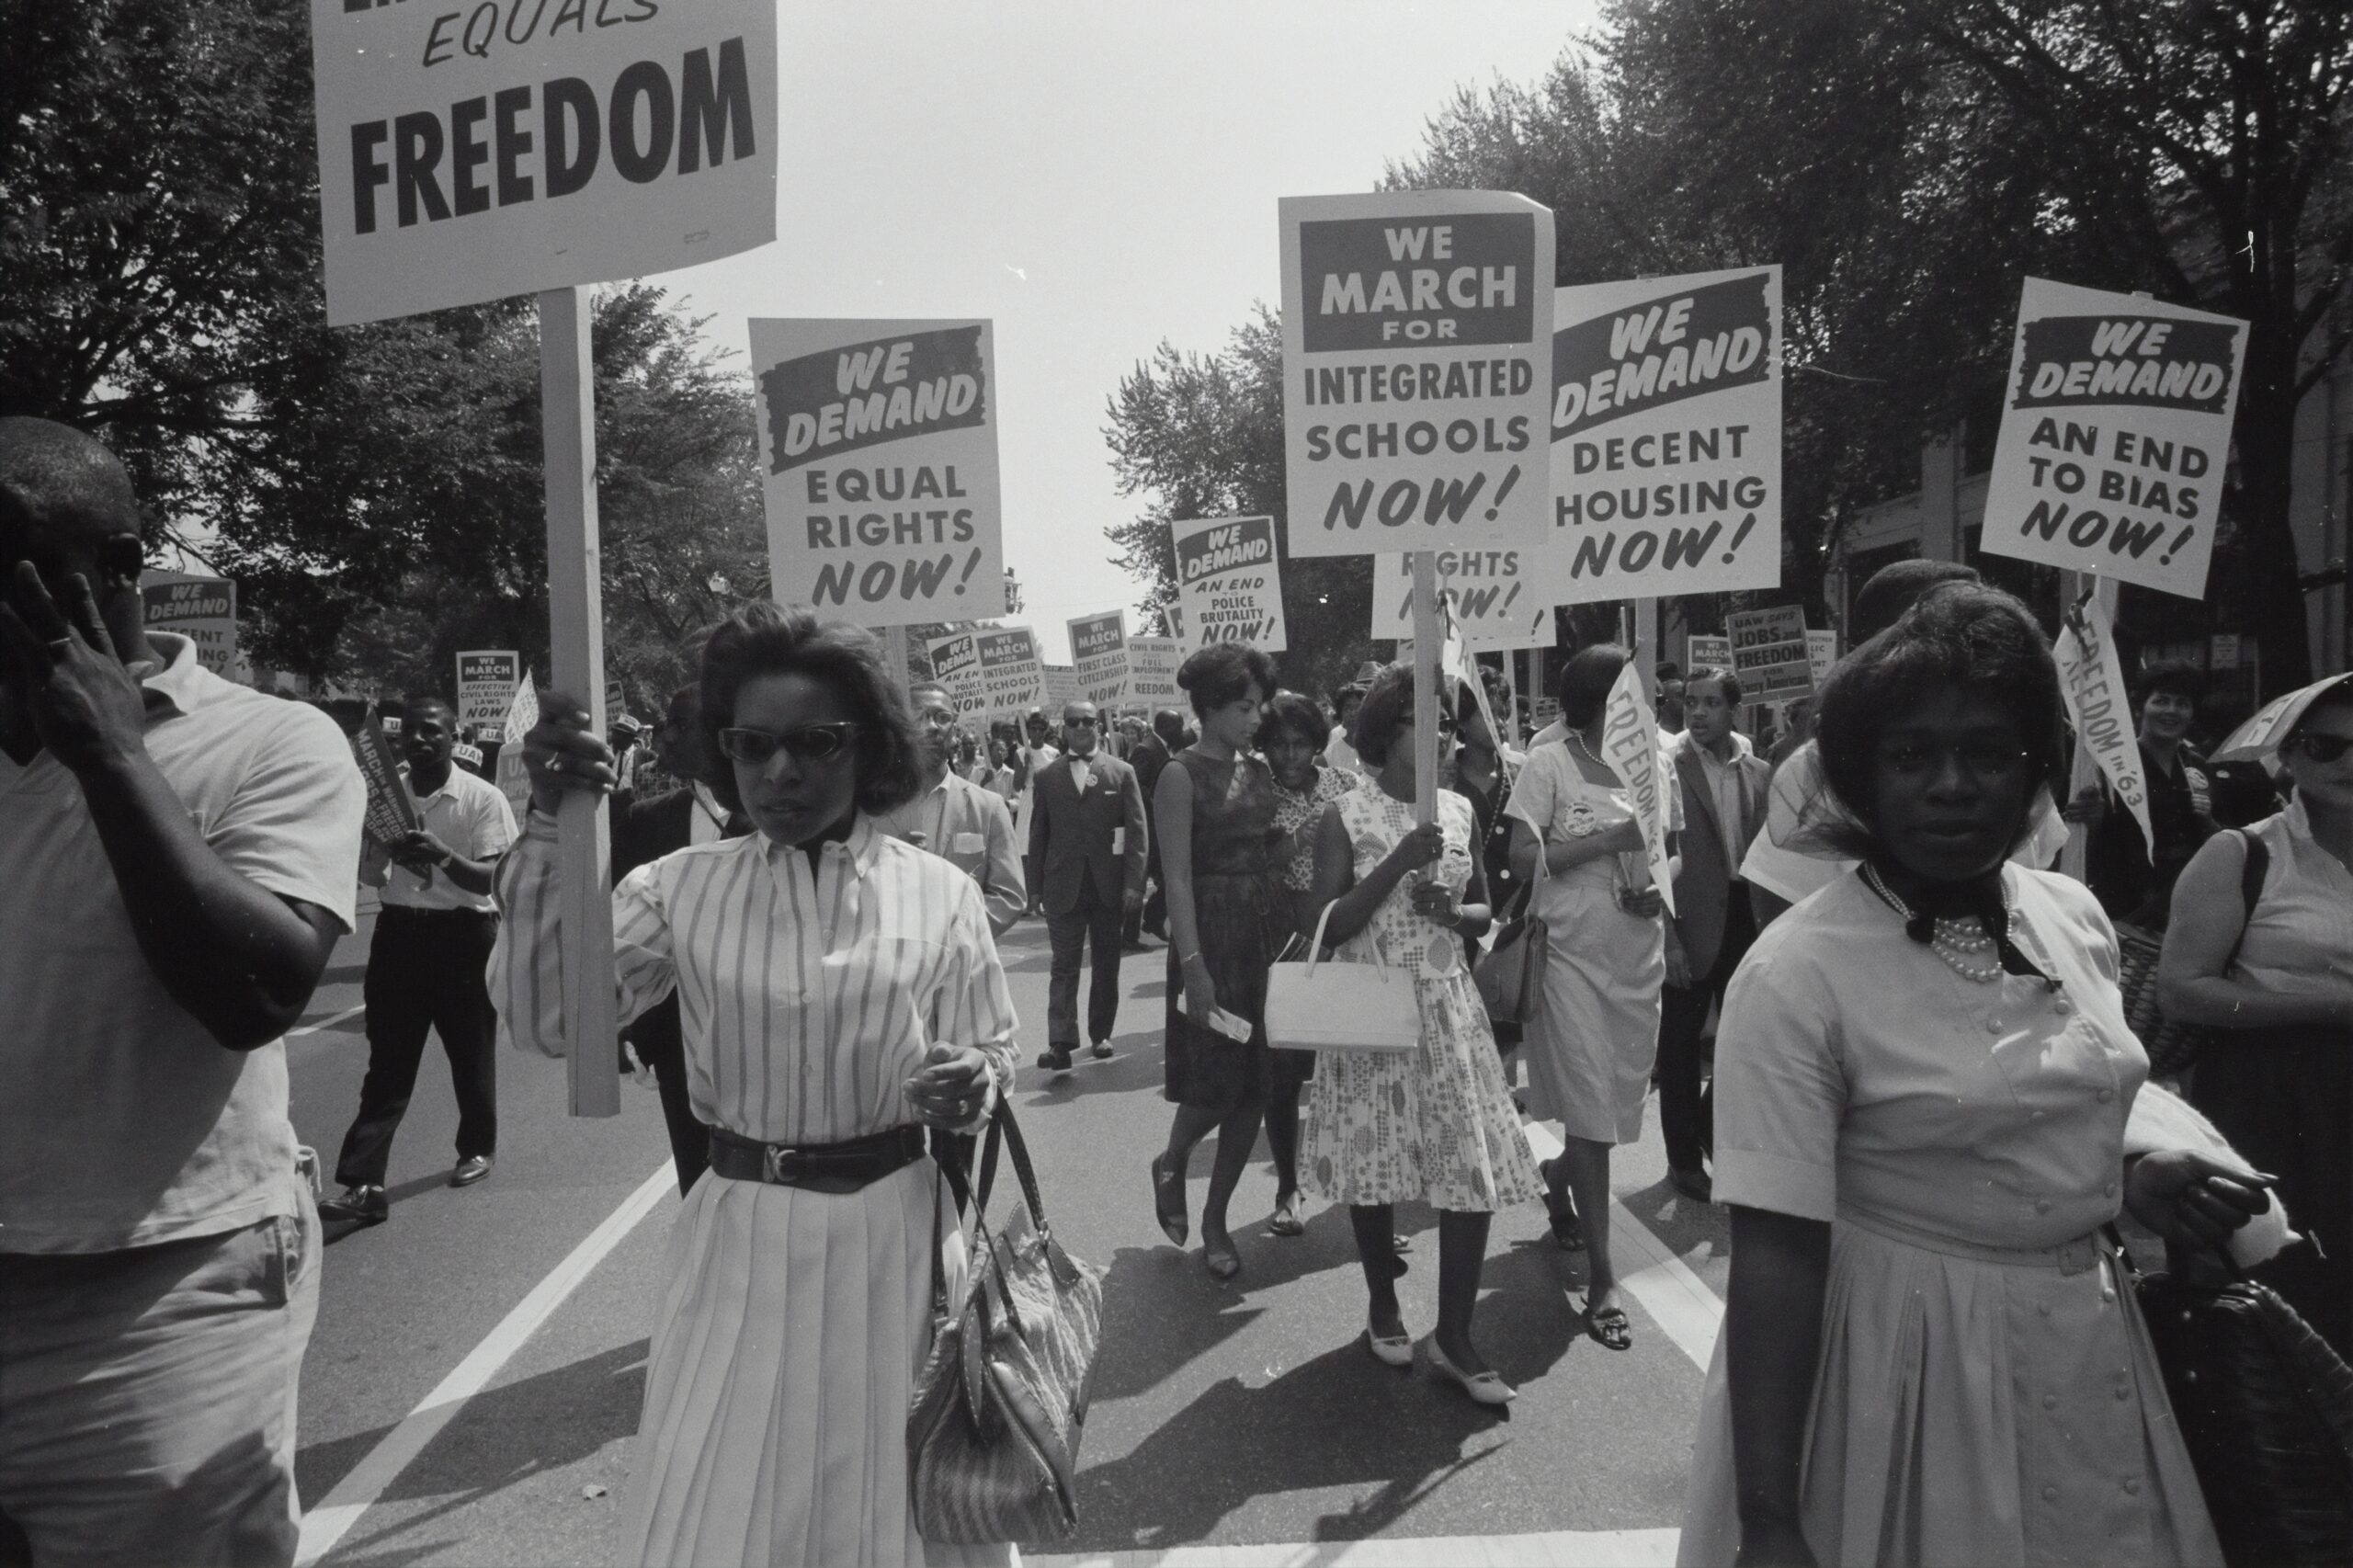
[310,0,778,325]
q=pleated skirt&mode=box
[1677,1214,2221,1568]
[621,1160,1013,1568]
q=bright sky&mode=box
[661,1,1595,662]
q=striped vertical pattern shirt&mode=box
[491,812,1018,1145]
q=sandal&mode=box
[1267,1195,1305,1238]
[1150,1154,1188,1245]
[1538,1160,1586,1252]
[1583,1298,1633,1352]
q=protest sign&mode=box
[1280,190,1554,558]
[1685,633,1731,670]
[974,627,1043,723]
[1172,515,1287,651]
[925,629,984,715]
[1550,267,1782,603]
[1126,635,1182,707]
[1806,630,1838,684]
[494,670,539,821]
[1727,606,1813,700]
[456,650,522,730]
[1980,278,2247,599]
[1370,547,1556,650]
[1069,611,1131,706]
[140,573,238,678]
[1599,663,1676,915]
[352,721,422,851]
[309,0,777,326]
[2053,595,2152,858]
[1040,665,1082,711]
[749,318,1005,630]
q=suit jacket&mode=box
[1027,750,1149,916]
[1131,733,1172,870]
[1668,737,1771,974]
[875,772,1028,937]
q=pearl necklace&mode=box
[1571,728,1608,772]
[1860,864,2007,983]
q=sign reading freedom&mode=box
[309,0,778,325]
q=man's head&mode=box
[907,679,959,772]
[1061,699,1101,757]
[1151,707,1184,744]
[2133,660,2202,746]
[402,696,459,779]
[1654,661,1687,731]
[654,683,709,780]
[1684,666,1744,751]
[1851,559,1981,646]
[0,420,149,748]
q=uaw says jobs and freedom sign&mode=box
[751,319,1006,630]
[1281,191,1554,559]
[310,0,778,324]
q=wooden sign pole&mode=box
[884,625,911,697]
[1411,551,1440,827]
[539,285,620,1118]
[1633,598,1659,697]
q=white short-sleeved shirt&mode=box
[1506,734,1683,887]
[0,634,365,1252]
[381,763,517,913]
[1712,864,2145,1248]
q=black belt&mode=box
[707,1125,928,1193]
[379,904,497,922]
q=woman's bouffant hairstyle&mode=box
[1177,642,1274,718]
[1556,643,1630,730]
[1349,663,1455,768]
[697,602,924,818]
[1813,582,2066,856]
[1256,689,1331,754]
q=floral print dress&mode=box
[1300,785,1543,1212]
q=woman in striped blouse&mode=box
[493,604,1019,1567]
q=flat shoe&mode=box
[1583,1299,1633,1352]
[1202,1238,1241,1280]
[1424,1336,1516,1404]
[1150,1154,1188,1245]
[1365,1323,1413,1368]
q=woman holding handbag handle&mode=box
[1299,665,1542,1403]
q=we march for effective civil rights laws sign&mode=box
[309,0,778,325]
[1980,278,2247,600]
[750,319,1006,631]
[1280,191,1554,559]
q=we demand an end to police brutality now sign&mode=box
[309,0,778,325]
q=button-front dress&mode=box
[1677,866,2221,1567]
[494,815,1019,1567]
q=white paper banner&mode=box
[1599,662,1676,916]
[1171,515,1287,652]
[2053,594,2154,858]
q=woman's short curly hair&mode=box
[1349,663,1456,768]
[1256,689,1331,753]
[697,602,924,818]
[1177,642,1274,717]
[1813,582,2066,855]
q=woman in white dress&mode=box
[1680,583,2270,1568]
[494,603,1019,1568]
[1506,642,1675,1352]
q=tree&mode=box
[1104,309,1378,701]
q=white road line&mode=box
[1521,1122,1723,1372]
[287,1003,366,1039]
[294,1162,676,1568]
[1026,1526,1680,1567]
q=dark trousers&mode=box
[1047,877,1125,1047]
[1658,887,1756,1176]
[335,907,499,1188]
[627,997,711,1197]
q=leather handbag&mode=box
[1263,900,1421,1054]
[1473,875,1546,1030]
[2130,1253,2353,1565]
[909,1105,1104,1546]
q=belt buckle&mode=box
[762,1145,806,1184]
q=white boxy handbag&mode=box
[1262,901,1420,1054]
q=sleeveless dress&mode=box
[1300,786,1542,1211]
[1162,749,1287,1111]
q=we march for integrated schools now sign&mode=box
[309,0,778,325]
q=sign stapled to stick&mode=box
[1981,279,2247,599]
[1069,611,1131,706]
[750,319,1005,629]
[1040,665,1081,710]
[1280,190,1554,558]
[1370,547,1555,650]
[925,630,984,716]
[456,650,521,731]
[1685,633,1732,670]
[1550,267,1782,603]
[2053,594,2153,858]
[309,0,778,325]
[973,626,1042,724]
[1125,636,1182,708]
[1726,605,1813,701]
[352,720,422,850]
[1171,516,1286,651]
[140,573,238,678]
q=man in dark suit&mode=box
[1123,706,1182,948]
[1029,699,1149,1071]
[1659,666,1771,1202]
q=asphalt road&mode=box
[289,895,1730,1565]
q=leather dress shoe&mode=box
[321,1184,387,1224]
[449,1154,494,1187]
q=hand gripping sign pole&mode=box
[540,286,620,1118]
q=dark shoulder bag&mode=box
[2112,828,2268,1080]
